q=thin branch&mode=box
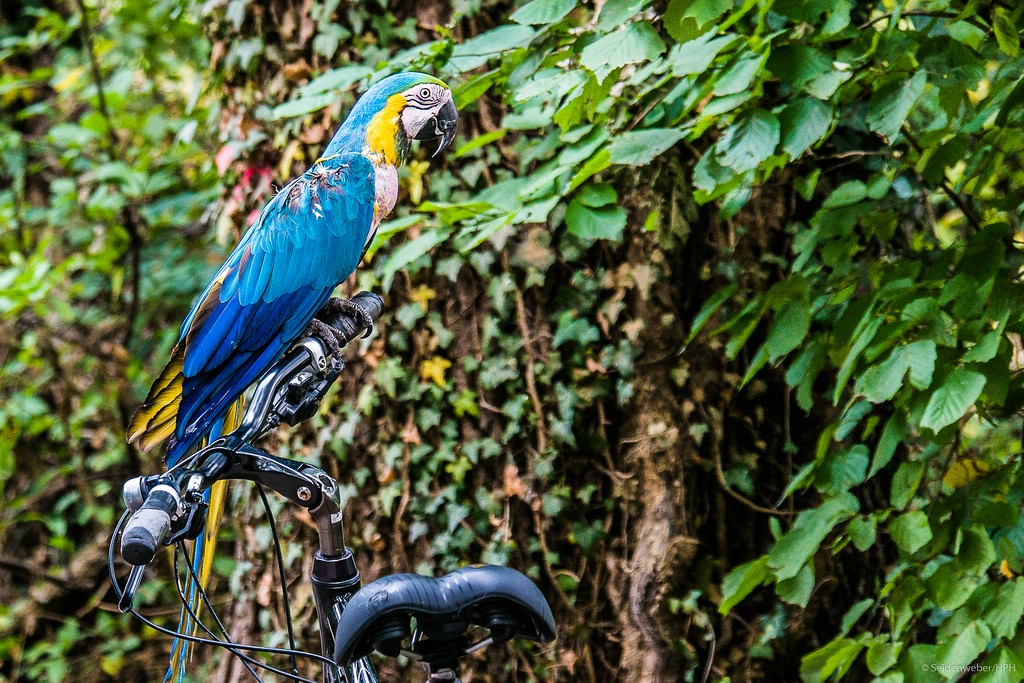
[504,252,548,455]
[0,557,75,588]
[72,0,145,351]
[858,10,986,31]
[712,439,796,517]
[902,126,984,233]
[532,507,576,610]
[391,412,414,573]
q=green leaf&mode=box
[449,25,537,72]
[835,398,870,440]
[686,284,737,344]
[580,22,666,80]
[889,510,932,555]
[718,110,780,172]
[984,579,1024,639]
[766,301,811,361]
[866,70,927,141]
[777,562,814,607]
[905,341,937,389]
[847,515,876,551]
[925,561,977,611]
[994,8,1020,58]
[936,621,992,673]
[788,342,825,411]
[665,32,738,76]
[455,128,507,158]
[823,180,866,208]
[719,555,770,614]
[856,354,907,404]
[800,637,866,683]
[565,143,610,190]
[570,520,606,553]
[769,45,831,88]
[595,0,650,30]
[856,340,935,403]
[364,214,424,259]
[956,528,995,576]
[890,460,924,510]
[513,69,588,103]
[576,183,617,207]
[608,128,686,166]
[779,98,833,158]
[817,445,869,495]
[740,343,770,388]
[866,639,900,676]
[269,92,336,120]
[379,229,448,288]
[919,369,986,433]
[510,0,577,25]
[663,0,731,43]
[778,461,817,502]
[565,198,627,242]
[713,52,766,96]
[455,71,501,108]
[840,598,873,634]
[976,648,1024,683]
[833,313,884,404]
[963,330,1001,363]
[691,149,741,203]
[768,493,859,580]
[300,65,373,96]
[455,214,515,251]
[868,412,906,478]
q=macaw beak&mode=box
[414,97,459,157]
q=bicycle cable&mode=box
[171,541,264,683]
[110,511,303,681]
[109,507,341,682]
[255,481,300,676]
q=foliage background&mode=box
[3,0,1024,681]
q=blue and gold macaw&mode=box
[126,72,457,680]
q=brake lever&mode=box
[228,338,329,443]
[118,564,146,613]
[164,493,208,545]
[226,292,385,443]
[277,356,345,427]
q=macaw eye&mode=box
[419,87,432,99]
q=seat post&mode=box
[304,468,377,682]
[312,548,369,682]
[306,468,346,556]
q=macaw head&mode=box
[329,72,459,165]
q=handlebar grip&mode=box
[121,484,180,566]
[320,291,385,343]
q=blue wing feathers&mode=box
[165,153,376,464]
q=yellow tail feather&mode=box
[169,399,240,681]
[128,344,184,451]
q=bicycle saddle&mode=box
[333,565,555,668]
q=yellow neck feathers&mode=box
[364,94,407,165]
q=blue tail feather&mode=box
[165,415,227,683]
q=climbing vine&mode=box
[4,0,1024,681]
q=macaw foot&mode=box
[320,297,373,338]
[304,297,374,358]
[304,318,346,359]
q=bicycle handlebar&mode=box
[118,292,384,568]
[319,291,384,342]
[121,483,181,565]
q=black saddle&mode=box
[333,565,555,670]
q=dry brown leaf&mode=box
[503,464,527,499]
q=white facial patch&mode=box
[400,83,448,137]
[400,106,436,137]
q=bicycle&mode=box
[109,291,556,683]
